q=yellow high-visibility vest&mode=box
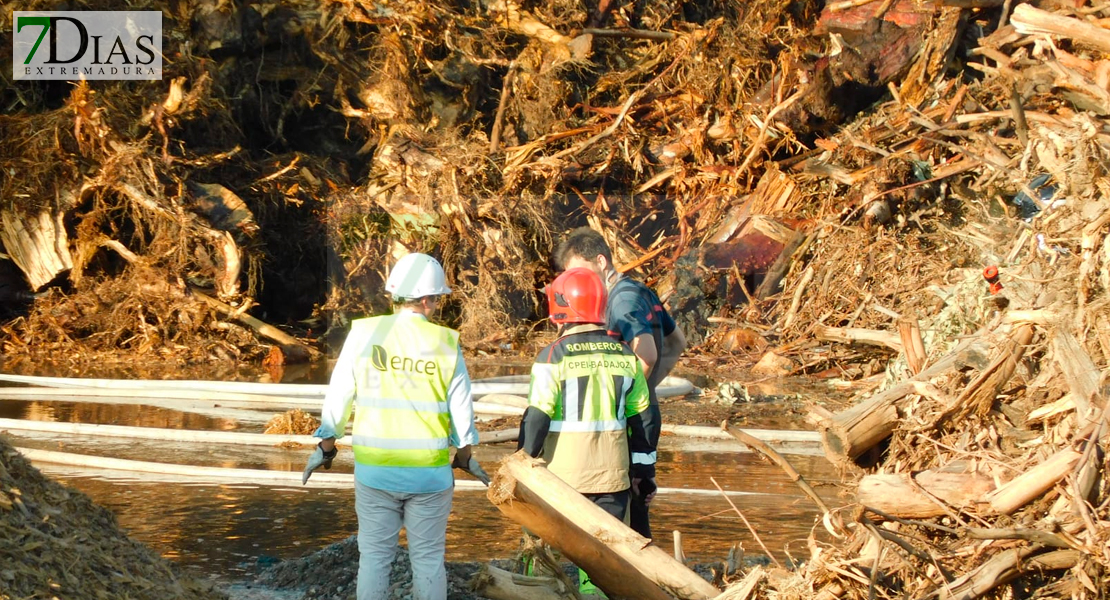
[527,326,650,493]
[347,314,459,468]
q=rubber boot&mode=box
[578,568,607,598]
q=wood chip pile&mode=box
[0,436,226,600]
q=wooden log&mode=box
[468,564,577,600]
[925,547,1079,600]
[0,207,74,290]
[480,393,530,409]
[816,338,985,466]
[898,317,927,375]
[965,527,1073,548]
[193,289,317,356]
[482,428,522,444]
[857,471,996,519]
[1011,4,1110,54]
[815,325,903,352]
[0,417,515,448]
[1001,309,1061,325]
[488,451,719,600]
[982,448,1083,515]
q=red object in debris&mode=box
[983,266,1003,295]
[815,0,932,36]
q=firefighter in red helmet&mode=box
[518,268,659,597]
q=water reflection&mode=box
[46,469,833,580]
[3,358,841,578]
[5,429,835,496]
[24,441,840,579]
[0,399,245,431]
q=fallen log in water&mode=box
[15,445,771,498]
[0,386,525,417]
[0,394,822,452]
[0,385,320,407]
[0,373,695,400]
[487,451,720,600]
[0,418,820,453]
[14,446,383,489]
[0,372,328,397]
[0,418,514,447]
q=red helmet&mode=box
[547,268,606,324]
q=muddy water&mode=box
[35,460,836,579]
[11,424,839,578]
[0,361,843,579]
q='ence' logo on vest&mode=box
[13,11,162,80]
[369,345,439,376]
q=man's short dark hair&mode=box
[555,227,613,270]
[392,296,427,309]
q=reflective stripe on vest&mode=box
[553,368,636,431]
[348,314,459,468]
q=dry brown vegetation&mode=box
[3,0,1110,599]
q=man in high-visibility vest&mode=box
[518,267,659,597]
[555,227,686,540]
[303,252,480,600]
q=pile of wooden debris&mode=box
[700,2,1110,598]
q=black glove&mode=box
[319,442,338,466]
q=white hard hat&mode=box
[385,253,452,299]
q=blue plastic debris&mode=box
[1011,174,1057,220]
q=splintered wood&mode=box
[759,2,1110,598]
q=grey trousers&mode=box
[355,481,453,600]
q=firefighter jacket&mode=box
[519,324,658,494]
